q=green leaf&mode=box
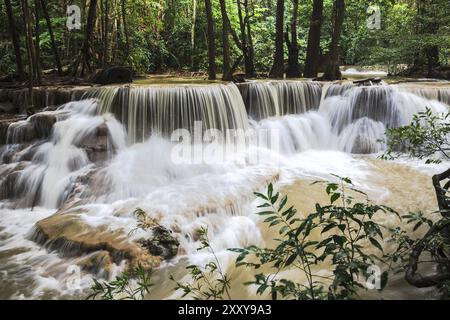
[285,253,297,267]
[321,223,336,234]
[279,196,288,211]
[271,192,279,204]
[330,193,340,204]
[369,237,383,252]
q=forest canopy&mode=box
[1,0,449,82]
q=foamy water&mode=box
[0,81,449,299]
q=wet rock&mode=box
[0,115,27,145]
[90,66,133,85]
[0,162,27,200]
[29,112,56,139]
[75,251,113,275]
[30,209,163,275]
[6,121,35,144]
[78,123,109,163]
[138,225,180,259]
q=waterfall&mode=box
[238,81,323,120]
[83,83,249,144]
[1,81,449,208]
[1,100,126,208]
[320,84,448,132]
[0,80,450,298]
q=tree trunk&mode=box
[269,0,284,78]
[191,0,197,70]
[102,0,109,67]
[120,0,129,64]
[219,0,231,80]
[75,0,98,76]
[4,0,25,81]
[323,0,345,81]
[237,0,248,73]
[33,0,42,84]
[21,0,35,106]
[40,0,63,75]
[237,0,256,77]
[244,0,256,77]
[304,0,323,78]
[204,0,216,80]
[285,0,300,78]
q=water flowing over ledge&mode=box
[0,80,449,299]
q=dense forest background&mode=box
[1,0,449,83]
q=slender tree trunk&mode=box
[191,0,197,70]
[323,0,345,81]
[4,0,25,81]
[237,0,248,73]
[102,0,109,67]
[75,0,98,76]
[413,0,440,77]
[244,0,255,77]
[219,0,231,80]
[40,0,63,75]
[120,0,129,64]
[285,0,300,78]
[21,0,35,106]
[236,0,255,77]
[269,0,284,78]
[304,0,323,78]
[33,0,42,84]
[204,0,216,80]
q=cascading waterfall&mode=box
[2,81,449,208]
[238,80,323,120]
[83,83,249,144]
[318,84,448,153]
[1,100,126,208]
[0,80,449,299]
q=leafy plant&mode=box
[381,107,450,295]
[87,264,154,300]
[382,107,450,164]
[231,178,391,300]
[170,227,232,300]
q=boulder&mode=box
[90,66,133,85]
[29,205,181,276]
[30,210,163,275]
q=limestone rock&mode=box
[30,208,168,276]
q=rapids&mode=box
[0,80,449,299]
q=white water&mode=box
[0,81,449,299]
[341,68,388,77]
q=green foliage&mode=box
[170,227,232,300]
[382,107,450,163]
[87,264,154,300]
[385,211,450,285]
[1,0,449,76]
[230,178,392,300]
[381,106,450,296]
